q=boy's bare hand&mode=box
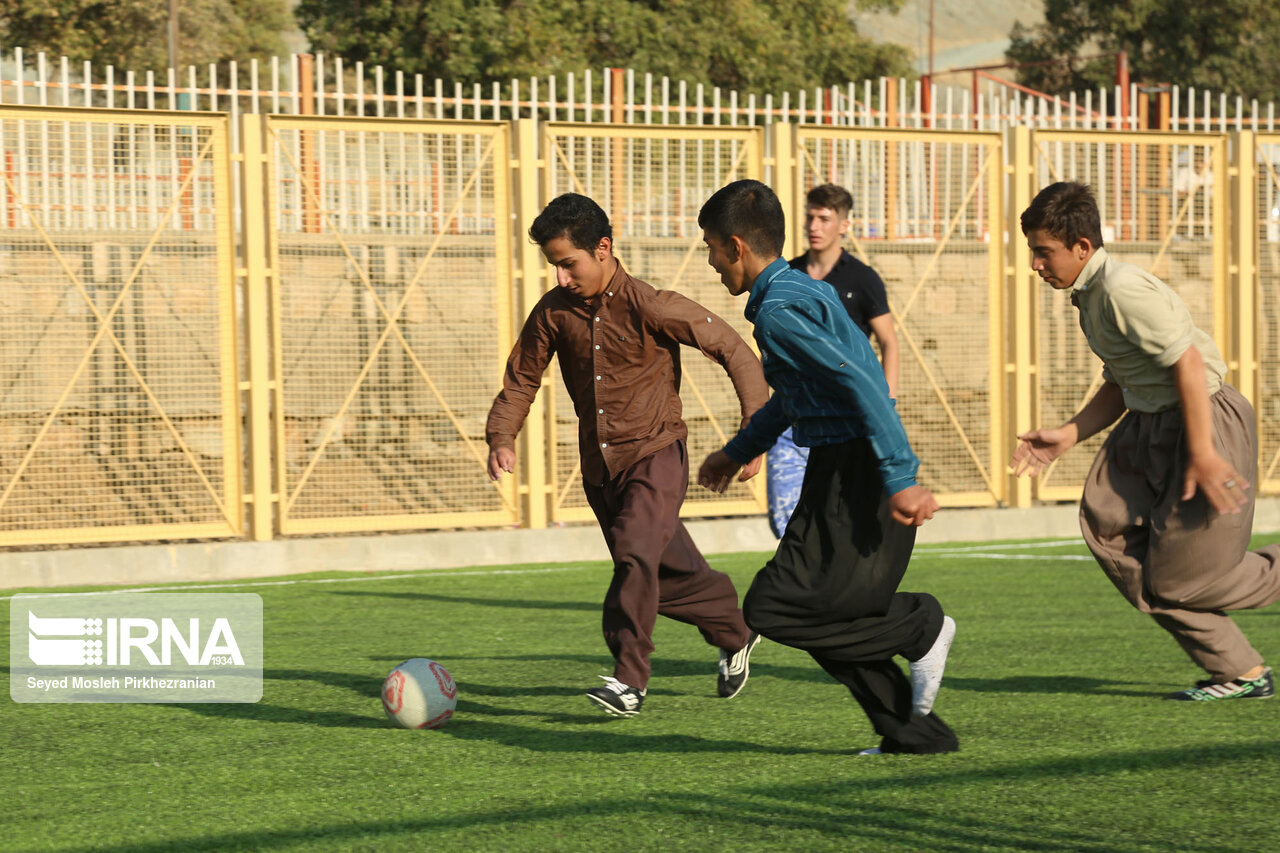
[698,450,742,493]
[1011,426,1075,477]
[889,485,939,527]
[1183,452,1250,515]
[487,447,516,481]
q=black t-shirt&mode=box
[788,249,890,338]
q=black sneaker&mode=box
[1165,667,1274,701]
[717,632,762,699]
[586,676,645,716]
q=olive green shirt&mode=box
[1070,247,1225,413]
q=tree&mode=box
[0,0,291,71]
[1007,0,1280,103]
[295,0,913,95]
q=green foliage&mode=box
[296,0,914,95]
[1008,0,1280,102]
[3,534,1280,850]
[0,0,290,71]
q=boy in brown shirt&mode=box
[486,193,770,716]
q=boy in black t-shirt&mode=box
[766,183,899,538]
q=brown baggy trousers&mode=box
[1080,384,1280,681]
[582,440,751,691]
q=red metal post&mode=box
[178,157,194,230]
[5,150,14,228]
[298,53,320,234]
[972,70,980,129]
[1116,51,1130,129]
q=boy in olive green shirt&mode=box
[1012,181,1280,701]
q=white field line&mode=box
[913,538,1094,561]
[0,565,595,600]
[915,539,1082,553]
[914,552,1095,562]
[3,539,1094,600]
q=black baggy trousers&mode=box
[743,438,958,754]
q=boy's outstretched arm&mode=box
[485,309,555,481]
[1011,381,1125,477]
[700,398,791,493]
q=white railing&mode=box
[1,47,1277,134]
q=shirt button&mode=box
[594,317,601,322]
[846,292,853,298]
[594,344,600,350]
[596,375,602,381]
[600,442,608,448]
[598,409,604,414]
[607,292,613,296]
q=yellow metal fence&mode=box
[1028,131,1229,502]
[257,116,519,535]
[0,105,1272,546]
[1256,133,1280,492]
[0,106,241,545]
[538,123,767,524]
[794,126,1006,507]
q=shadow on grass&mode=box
[439,713,849,756]
[452,697,665,724]
[88,740,1280,853]
[448,680,583,699]
[176,701,385,729]
[404,650,834,685]
[173,669,388,728]
[330,589,598,611]
[943,675,1156,697]
[369,651,606,665]
[263,668,385,698]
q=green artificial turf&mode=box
[3,534,1279,852]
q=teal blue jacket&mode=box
[723,259,919,495]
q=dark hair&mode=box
[697,180,785,257]
[1020,182,1104,248]
[806,183,853,218]
[529,193,612,250]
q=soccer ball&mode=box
[381,658,458,729]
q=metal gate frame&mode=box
[1250,131,1280,493]
[1022,129,1230,504]
[0,105,242,545]
[251,115,519,536]
[790,124,1007,507]
[529,120,768,526]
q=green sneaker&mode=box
[1165,667,1274,701]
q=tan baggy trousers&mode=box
[1080,384,1280,682]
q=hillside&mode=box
[855,0,1044,77]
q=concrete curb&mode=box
[5,498,1279,590]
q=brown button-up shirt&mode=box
[486,262,769,485]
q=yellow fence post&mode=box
[1232,130,1257,410]
[772,122,796,260]
[1007,125,1034,508]
[516,118,548,529]
[240,114,276,541]
[987,130,1007,507]
[1212,136,1231,353]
